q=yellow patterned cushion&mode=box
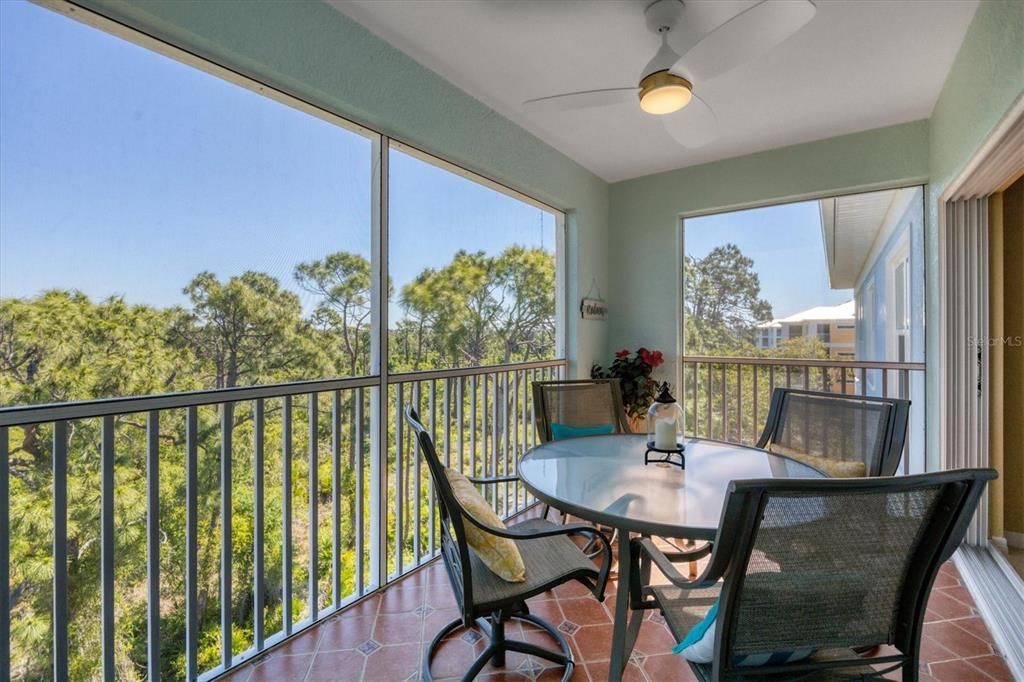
[444,467,526,582]
[768,443,867,478]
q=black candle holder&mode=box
[644,441,685,469]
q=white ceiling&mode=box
[328,0,978,183]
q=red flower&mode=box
[638,348,652,365]
[615,349,630,359]
[650,350,664,368]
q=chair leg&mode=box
[422,612,575,682]
[489,613,506,667]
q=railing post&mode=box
[254,399,265,649]
[0,427,8,682]
[355,387,365,595]
[720,363,727,441]
[736,364,743,443]
[394,384,404,576]
[705,363,712,440]
[220,403,233,670]
[146,410,161,680]
[470,375,477,481]
[456,377,464,474]
[502,371,510,518]
[282,396,293,634]
[100,416,115,681]
[330,391,341,608]
[427,382,436,557]
[185,407,198,680]
[752,366,759,443]
[491,373,499,512]
[52,420,68,682]
[308,393,319,621]
[483,374,490,506]
[412,381,422,565]
[513,369,521,511]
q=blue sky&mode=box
[685,201,852,320]
[0,1,841,324]
[0,1,554,319]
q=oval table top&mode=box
[518,434,824,540]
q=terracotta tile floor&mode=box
[224,510,1014,682]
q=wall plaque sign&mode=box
[580,298,608,321]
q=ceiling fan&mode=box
[522,0,817,148]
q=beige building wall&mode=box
[829,322,856,358]
[990,174,1024,543]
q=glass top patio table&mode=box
[519,433,825,681]
[518,433,825,540]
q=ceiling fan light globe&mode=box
[638,71,693,115]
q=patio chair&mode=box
[625,468,995,681]
[532,378,631,441]
[756,388,911,477]
[404,406,612,682]
[532,378,630,520]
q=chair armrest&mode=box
[633,537,721,590]
[467,475,521,485]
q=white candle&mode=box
[654,419,677,450]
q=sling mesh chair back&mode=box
[756,388,911,477]
[628,469,995,681]
[533,377,710,571]
[532,379,630,442]
[404,406,611,682]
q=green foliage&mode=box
[398,247,555,369]
[683,243,773,355]
[591,348,666,419]
[170,271,320,388]
[766,335,830,359]
[1,246,556,679]
[682,244,843,446]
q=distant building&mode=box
[755,300,856,359]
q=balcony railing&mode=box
[0,358,565,681]
[680,355,927,474]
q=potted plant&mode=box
[591,347,666,432]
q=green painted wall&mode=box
[75,0,610,377]
[926,0,1024,470]
[606,120,929,381]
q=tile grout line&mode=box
[300,597,330,682]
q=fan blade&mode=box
[662,93,717,148]
[675,0,816,82]
[523,87,638,113]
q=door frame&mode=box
[938,91,1024,680]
